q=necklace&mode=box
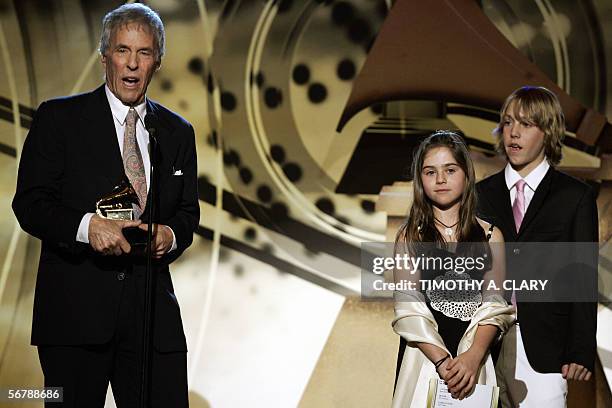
[434,218,459,237]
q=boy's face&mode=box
[502,102,546,176]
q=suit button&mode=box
[513,248,520,255]
[117,272,125,281]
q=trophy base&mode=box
[105,208,134,221]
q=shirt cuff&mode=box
[168,226,177,253]
[76,213,95,243]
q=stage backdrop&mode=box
[0,1,611,407]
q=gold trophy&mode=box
[96,177,140,220]
[96,176,147,250]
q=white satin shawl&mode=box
[391,293,515,408]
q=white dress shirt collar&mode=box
[504,157,550,192]
[104,85,147,125]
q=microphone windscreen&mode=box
[144,113,160,134]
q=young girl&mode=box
[391,131,515,407]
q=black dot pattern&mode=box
[361,199,376,214]
[188,57,204,75]
[337,58,356,80]
[331,2,355,26]
[270,145,286,164]
[257,185,273,203]
[348,18,371,44]
[264,87,283,108]
[308,83,327,103]
[282,162,302,182]
[223,149,241,167]
[202,0,389,238]
[256,72,265,87]
[221,91,237,111]
[244,227,257,241]
[239,167,253,185]
[292,64,310,85]
[315,197,335,215]
[160,78,173,91]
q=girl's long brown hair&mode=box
[395,131,483,247]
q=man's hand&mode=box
[138,223,174,258]
[562,363,592,381]
[446,349,482,399]
[89,215,141,256]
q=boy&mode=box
[477,86,598,407]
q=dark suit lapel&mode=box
[82,85,125,186]
[517,167,554,239]
[485,171,517,240]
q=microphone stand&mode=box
[139,124,157,408]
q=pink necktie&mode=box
[123,108,147,218]
[511,179,526,307]
[512,179,526,232]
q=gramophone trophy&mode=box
[96,176,148,249]
[96,176,140,220]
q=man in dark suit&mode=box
[477,86,597,407]
[12,4,198,407]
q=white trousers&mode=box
[496,324,567,408]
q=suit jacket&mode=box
[477,167,598,372]
[12,85,199,352]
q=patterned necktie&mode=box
[511,179,526,307]
[512,179,526,232]
[123,108,147,218]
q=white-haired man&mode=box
[13,4,198,407]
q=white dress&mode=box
[391,291,515,408]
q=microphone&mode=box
[140,113,159,408]
[144,112,159,148]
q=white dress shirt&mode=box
[76,86,176,251]
[504,157,550,212]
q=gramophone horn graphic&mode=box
[335,0,611,195]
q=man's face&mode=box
[502,102,546,175]
[102,23,158,106]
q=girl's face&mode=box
[421,146,466,209]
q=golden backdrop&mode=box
[0,1,611,407]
